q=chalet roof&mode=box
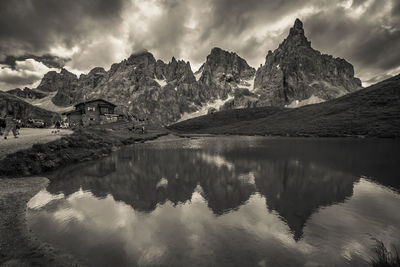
[74,98,117,108]
[62,109,82,116]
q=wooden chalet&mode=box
[63,99,117,127]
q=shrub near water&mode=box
[0,130,114,177]
[370,239,400,267]
[0,124,168,177]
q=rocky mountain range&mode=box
[224,19,362,109]
[3,19,364,125]
[30,47,257,124]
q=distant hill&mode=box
[6,87,47,99]
[168,74,400,138]
[0,91,60,125]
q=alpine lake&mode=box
[27,135,400,267]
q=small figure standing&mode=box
[15,117,21,135]
[4,111,18,139]
[0,117,5,136]
[141,126,145,134]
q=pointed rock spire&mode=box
[290,18,305,36]
[281,18,310,48]
[254,18,362,107]
[294,18,303,29]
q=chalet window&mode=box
[88,107,95,111]
[89,117,95,121]
[100,107,109,114]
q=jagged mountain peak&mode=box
[60,68,74,75]
[37,68,77,93]
[163,56,196,83]
[167,56,190,66]
[200,47,256,85]
[88,67,106,75]
[280,18,311,49]
[128,50,154,59]
[207,47,242,61]
[254,18,362,107]
[126,50,156,66]
[210,47,233,55]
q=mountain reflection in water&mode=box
[27,136,400,267]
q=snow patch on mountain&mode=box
[285,95,325,108]
[194,71,202,81]
[239,76,255,91]
[154,77,167,87]
[178,95,234,122]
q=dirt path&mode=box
[0,128,72,158]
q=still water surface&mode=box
[27,136,400,266]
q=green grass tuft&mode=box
[370,239,400,267]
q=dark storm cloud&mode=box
[0,72,39,86]
[170,0,337,69]
[363,73,393,86]
[124,0,327,68]
[0,57,56,90]
[0,54,70,69]
[202,0,308,37]
[0,0,399,89]
[196,0,400,77]
[0,0,128,57]
[392,0,400,24]
[127,0,191,63]
[303,2,400,82]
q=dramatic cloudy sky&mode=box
[0,0,399,90]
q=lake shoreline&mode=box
[1,133,398,266]
[0,122,169,178]
[174,132,380,139]
[0,124,169,266]
[0,122,389,179]
[0,126,396,266]
[0,177,85,266]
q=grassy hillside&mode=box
[168,74,400,137]
[0,91,61,125]
[24,91,73,113]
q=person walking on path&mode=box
[4,111,18,139]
